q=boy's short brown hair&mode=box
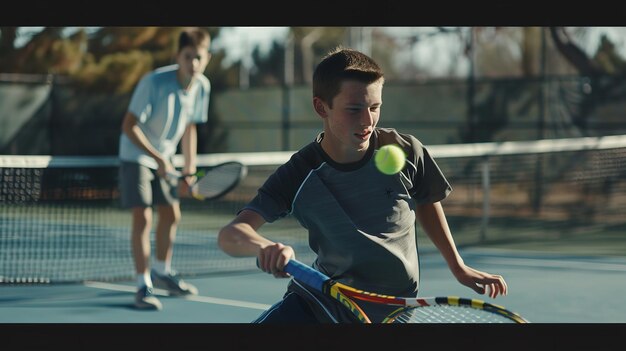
[178,27,211,52]
[312,47,384,107]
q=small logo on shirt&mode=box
[385,188,394,198]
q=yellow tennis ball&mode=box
[375,144,405,175]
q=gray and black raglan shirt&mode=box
[244,127,452,318]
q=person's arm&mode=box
[180,123,197,175]
[416,201,508,298]
[121,111,173,178]
[179,123,198,193]
[218,209,295,278]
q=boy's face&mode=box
[177,45,211,80]
[315,79,383,161]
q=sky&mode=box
[211,27,289,68]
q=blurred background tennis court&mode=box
[2,135,626,323]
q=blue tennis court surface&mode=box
[2,247,625,350]
[0,269,286,323]
[2,247,625,324]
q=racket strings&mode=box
[390,305,517,323]
[193,164,244,198]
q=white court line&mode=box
[83,281,271,310]
[475,256,626,272]
[457,247,626,272]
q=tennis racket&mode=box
[282,258,529,323]
[168,161,247,201]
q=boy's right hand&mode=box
[257,242,295,278]
[155,157,175,181]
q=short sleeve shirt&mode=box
[118,64,210,168]
[243,127,452,297]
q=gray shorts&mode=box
[119,161,179,208]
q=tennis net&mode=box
[2,134,626,283]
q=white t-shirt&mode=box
[118,64,210,168]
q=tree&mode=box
[0,27,227,94]
[549,27,626,132]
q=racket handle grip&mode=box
[167,170,201,179]
[166,170,183,179]
[255,258,326,293]
[284,259,325,292]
